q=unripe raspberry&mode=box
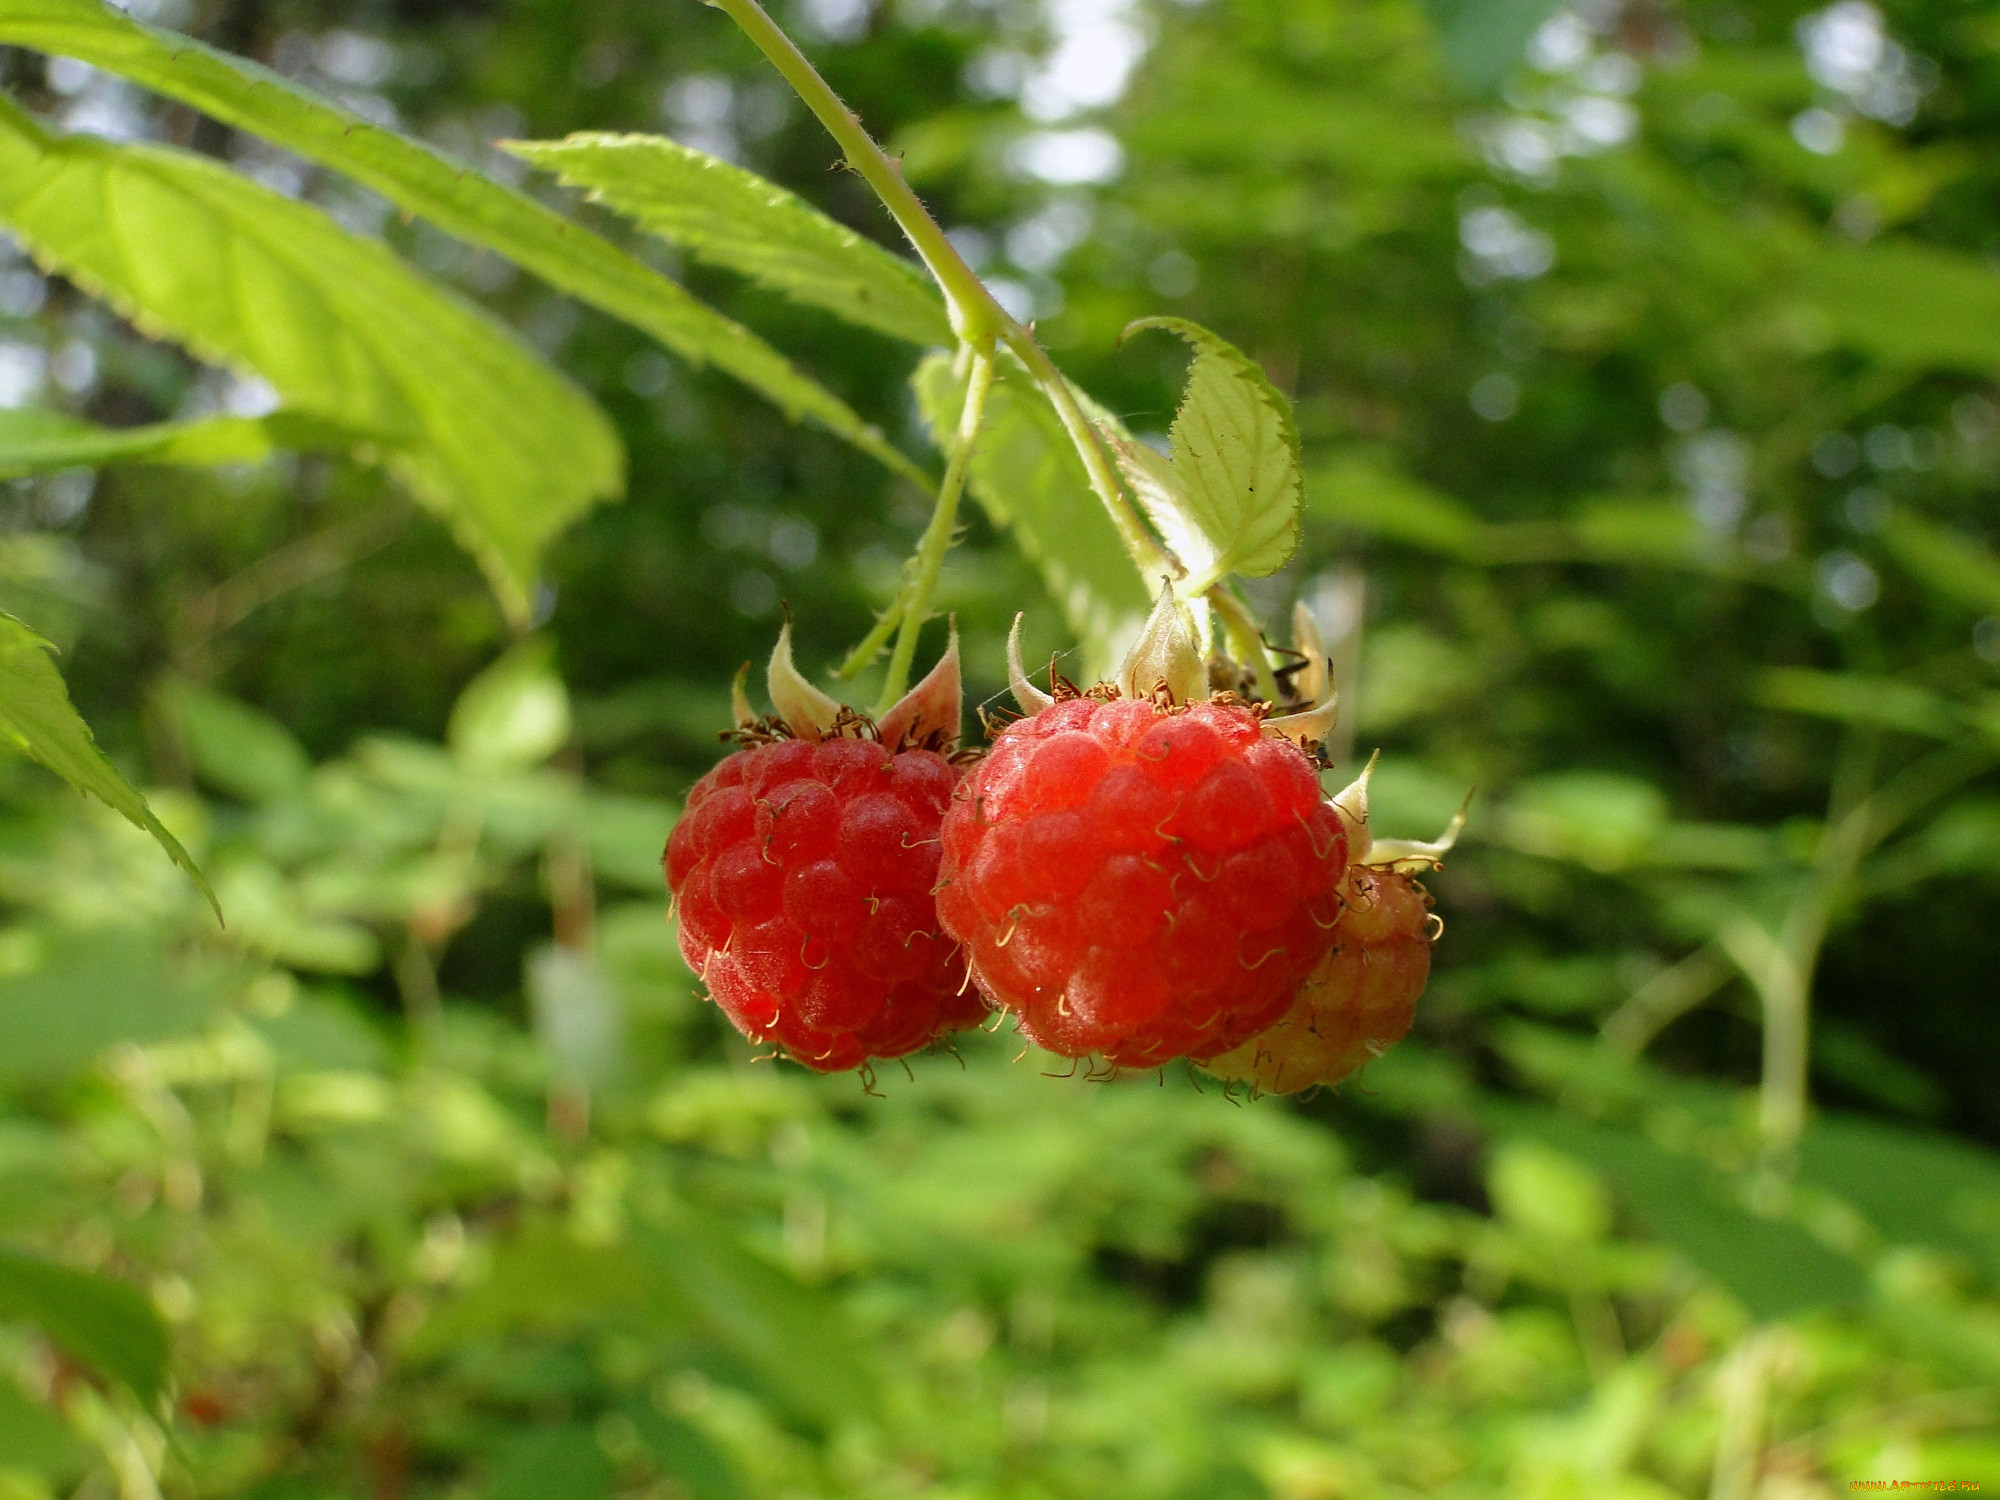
[1201,866,1434,1094]
[1203,756,1467,1094]
[666,627,985,1072]
[937,600,1349,1068]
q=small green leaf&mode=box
[1798,241,2000,374]
[0,933,210,1085]
[1124,316,1303,588]
[912,354,1149,679]
[0,0,926,489]
[1882,512,2000,616]
[449,637,572,771]
[0,406,334,477]
[157,679,311,804]
[0,613,214,912]
[1308,454,1490,558]
[0,94,620,622]
[505,134,951,349]
[0,1244,172,1407]
[1756,668,1960,739]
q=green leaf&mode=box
[486,1425,616,1500]
[0,613,214,911]
[1491,1105,1871,1320]
[0,406,339,478]
[1797,1113,2000,1282]
[158,679,311,804]
[912,353,1149,678]
[1756,668,1960,739]
[1422,0,1568,95]
[0,1376,85,1476]
[0,95,618,622]
[0,0,927,490]
[1124,317,1303,588]
[0,1243,171,1407]
[1797,241,2000,373]
[0,933,210,1086]
[1307,455,1490,558]
[505,133,951,350]
[449,637,572,771]
[1881,512,2000,616]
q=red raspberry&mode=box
[1201,866,1435,1094]
[665,627,985,1072]
[936,603,1349,1067]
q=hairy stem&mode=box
[876,346,992,714]
[835,594,906,680]
[704,0,1172,585]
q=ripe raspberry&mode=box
[665,627,985,1072]
[1202,866,1434,1094]
[936,599,1349,1068]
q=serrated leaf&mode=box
[0,613,214,913]
[505,134,951,349]
[0,0,925,489]
[913,353,1149,678]
[0,94,618,621]
[0,406,326,477]
[1125,316,1302,588]
[0,1244,171,1407]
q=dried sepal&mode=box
[730,662,756,731]
[1290,601,1329,708]
[1264,691,1341,751]
[1007,613,1056,716]
[1330,753,1471,871]
[1116,586,1206,704]
[878,619,963,753]
[766,620,843,742]
[1369,790,1471,872]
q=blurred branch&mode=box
[175,507,405,670]
[1599,944,1733,1058]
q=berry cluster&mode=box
[664,599,1460,1089]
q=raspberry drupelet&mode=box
[666,626,986,1073]
[936,595,1351,1068]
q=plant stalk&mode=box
[876,345,992,714]
[703,0,1172,586]
[1206,585,1280,704]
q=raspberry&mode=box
[1202,755,1468,1094]
[936,599,1349,1068]
[1201,866,1434,1094]
[665,627,985,1072]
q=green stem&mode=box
[707,0,1000,347]
[875,347,992,714]
[1206,585,1279,704]
[835,594,906,680]
[704,0,1172,585]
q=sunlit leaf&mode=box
[0,1244,171,1407]
[0,613,213,910]
[1125,316,1303,587]
[0,406,341,478]
[0,0,926,490]
[505,133,951,349]
[158,679,311,804]
[913,353,1149,679]
[1757,668,1959,739]
[1799,241,2000,373]
[0,94,619,622]
[449,638,572,771]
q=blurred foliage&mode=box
[0,0,1998,1493]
